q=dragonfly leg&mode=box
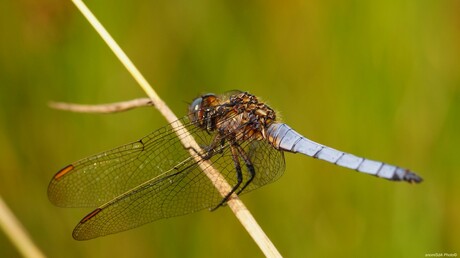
[186,146,211,160]
[185,135,225,160]
[235,144,255,195]
[210,144,243,211]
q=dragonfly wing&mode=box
[48,117,211,208]
[72,144,240,240]
[240,139,286,193]
[71,157,201,240]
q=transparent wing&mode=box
[48,117,212,208]
[241,140,286,192]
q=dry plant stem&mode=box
[0,196,45,258]
[49,98,153,113]
[70,0,282,257]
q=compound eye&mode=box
[188,97,203,123]
[189,97,202,113]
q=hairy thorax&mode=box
[189,92,277,143]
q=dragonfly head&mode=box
[188,93,218,126]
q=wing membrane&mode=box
[47,117,212,207]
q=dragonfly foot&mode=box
[210,196,231,211]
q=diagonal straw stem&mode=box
[70,0,282,257]
[0,196,45,258]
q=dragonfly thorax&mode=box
[188,92,276,142]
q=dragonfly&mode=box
[48,91,422,240]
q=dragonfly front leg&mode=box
[185,135,225,160]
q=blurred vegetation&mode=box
[1,0,459,257]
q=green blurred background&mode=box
[1,0,459,257]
